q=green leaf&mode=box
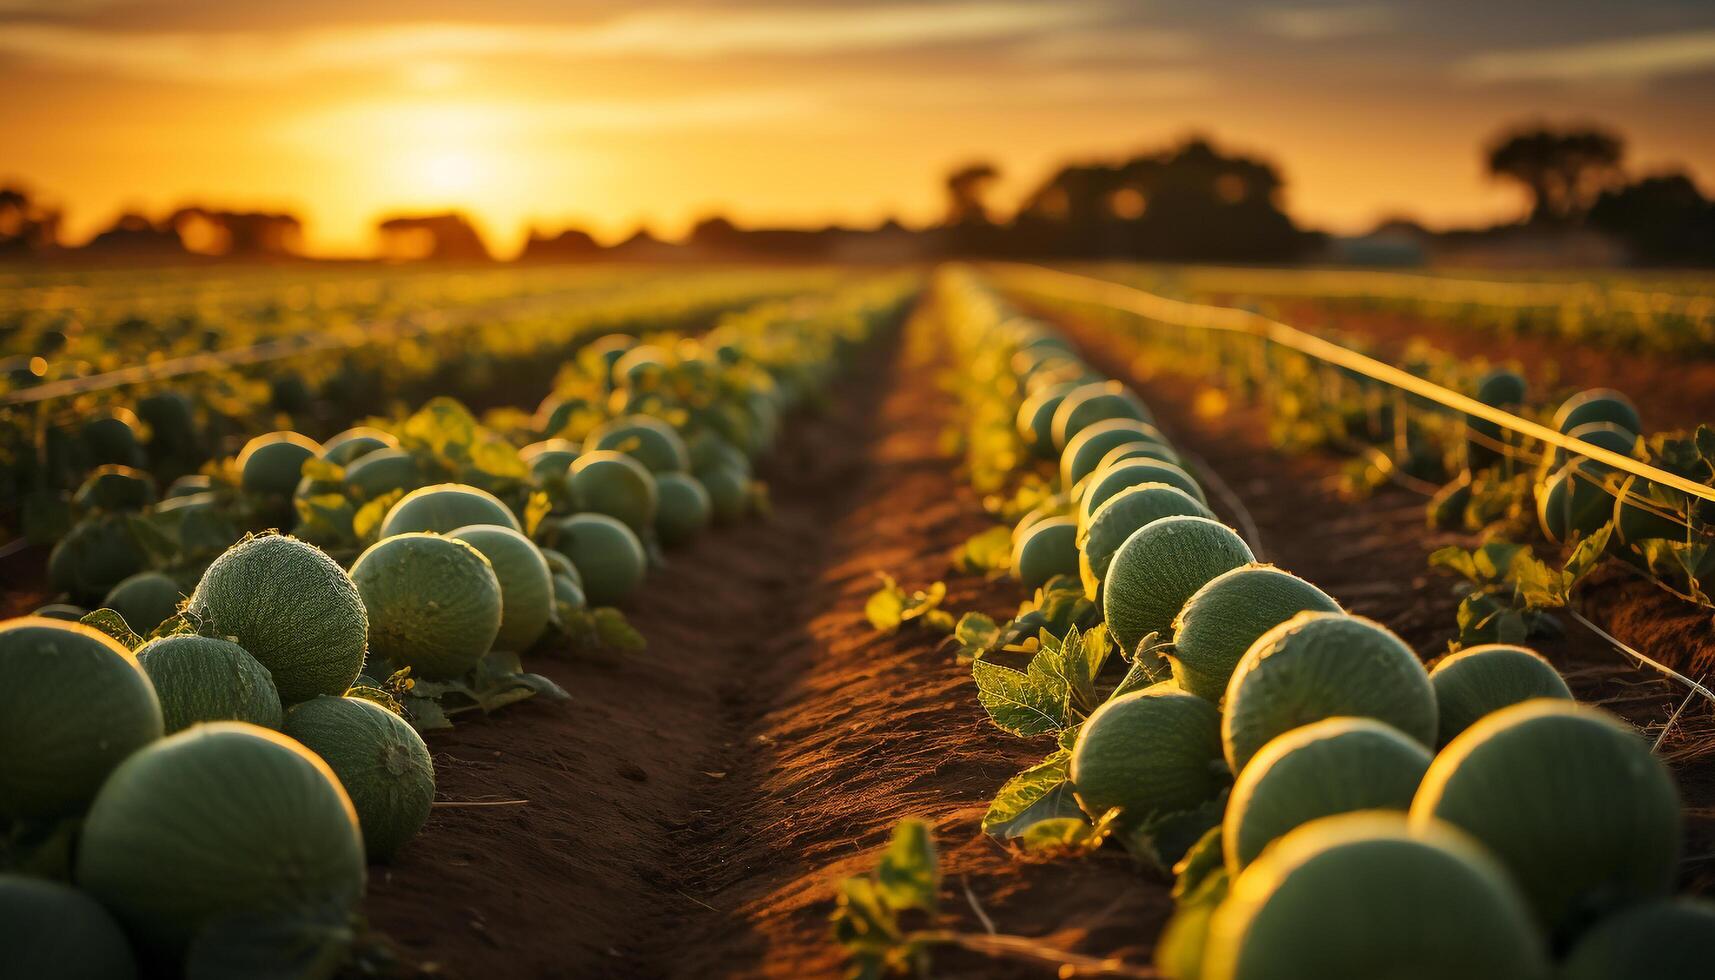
[352,489,404,543]
[875,819,939,913]
[1119,792,1230,876]
[592,607,646,652]
[951,611,999,659]
[982,748,1078,838]
[864,578,906,634]
[184,904,354,980]
[79,608,143,651]
[1018,808,1116,857]
[524,490,553,539]
[952,524,1013,574]
[1562,523,1614,586]
[299,458,345,484]
[971,657,1068,737]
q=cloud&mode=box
[1013,27,1201,63]
[0,2,1114,83]
[1256,4,1396,41]
[1455,30,1715,84]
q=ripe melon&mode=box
[1011,516,1079,590]
[0,617,164,819]
[74,464,158,512]
[379,483,520,537]
[75,722,365,956]
[546,514,647,605]
[1171,565,1340,703]
[569,450,658,533]
[48,516,146,599]
[321,427,397,466]
[1077,461,1206,527]
[1222,612,1436,774]
[136,634,283,734]
[343,449,423,500]
[1052,381,1152,450]
[283,696,434,863]
[585,415,691,473]
[697,465,750,524]
[0,873,136,980]
[447,524,553,652]
[1428,644,1571,747]
[1559,898,1715,980]
[1411,700,1680,940]
[1223,717,1432,872]
[238,431,322,497]
[350,533,502,678]
[187,534,368,703]
[1554,388,1641,436]
[1078,486,1214,598]
[1015,382,1078,459]
[1104,516,1254,658]
[103,570,183,635]
[1203,812,1548,980]
[655,472,713,546]
[1068,683,1227,831]
[1060,418,1170,488]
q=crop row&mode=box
[0,274,916,978]
[836,268,1707,979]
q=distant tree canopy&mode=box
[944,163,1000,226]
[1486,124,1625,224]
[376,213,490,262]
[0,186,61,256]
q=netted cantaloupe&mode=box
[74,464,158,512]
[1104,516,1254,659]
[75,722,366,957]
[654,472,712,546]
[1052,381,1152,450]
[585,415,691,473]
[1203,812,1548,980]
[1068,683,1227,831]
[1011,516,1078,590]
[0,617,164,819]
[187,535,368,703]
[48,516,145,599]
[569,450,658,533]
[238,431,322,497]
[447,524,553,653]
[542,513,646,605]
[283,696,434,863]
[1016,382,1079,459]
[1559,898,1715,980]
[1427,644,1570,747]
[103,570,183,635]
[1410,700,1680,940]
[1078,485,1213,598]
[1224,717,1432,872]
[1554,388,1641,436]
[1077,460,1206,527]
[378,483,520,537]
[343,448,423,500]
[1222,612,1436,774]
[1171,566,1341,703]
[136,635,281,734]
[1060,418,1170,488]
[350,533,501,678]
[0,873,137,980]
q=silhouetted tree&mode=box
[943,162,1000,226]
[1486,124,1625,224]
[0,186,62,255]
[1588,173,1715,266]
[376,213,490,262]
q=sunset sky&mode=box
[2,0,1713,257]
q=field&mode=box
[3,260,1713,979]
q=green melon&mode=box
[544,514,647,605]
[1223,717,1432,872]
[1612,474,1693,546]
[1476,369,1527,407]
[1052,381,1152,450]
[379,483,520,537]
[321,427,397,466]
[613,344,669,388]
[1544,420,1637,475]
[0,873,137,980]
[74,464,158,512]
[569,451,658,533]
[585,416,691,473]
[1012,501,1068,544]
[1427,644,1570,747]
[1104,516,1254,659]
[520,438,580,484]
[238,431,322,497]
[75,722,365,957]
[533,393,587,437]
[1060,418,1170,488]
[1069,683,1228,831]
[343,449,423,500]
[138,390,198,461]
[1078,485,1214,598]
[540,547,582,587]
[1097,440,1181,474]
[687,433,751,480]
[136,634,282,734]
[0,617,164,819]
[1560,898,1715,980]
[48,516,146,599]
[1466,370,1529,470]
[1078,461,1206,527]
[1011,516,1079,590]
[1410,700,1680,940]
[1537,459,1615,544]
[553,573,587,612]
[1222,612,1436,774]
[31,603,87,621]
[283,696,434,863]
[103,571,183,635]
[186,534,369,703]
[1171,565,1340,703]
[1203,812,1548,980]
[165,475,213,499]
[655,472,713,546]
[81,412,145,467]
[447,524,553,652]
[349,533,501,678]
[1554,388,1641,436]
[697,465,750,524]
[1015,382,1079,459]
